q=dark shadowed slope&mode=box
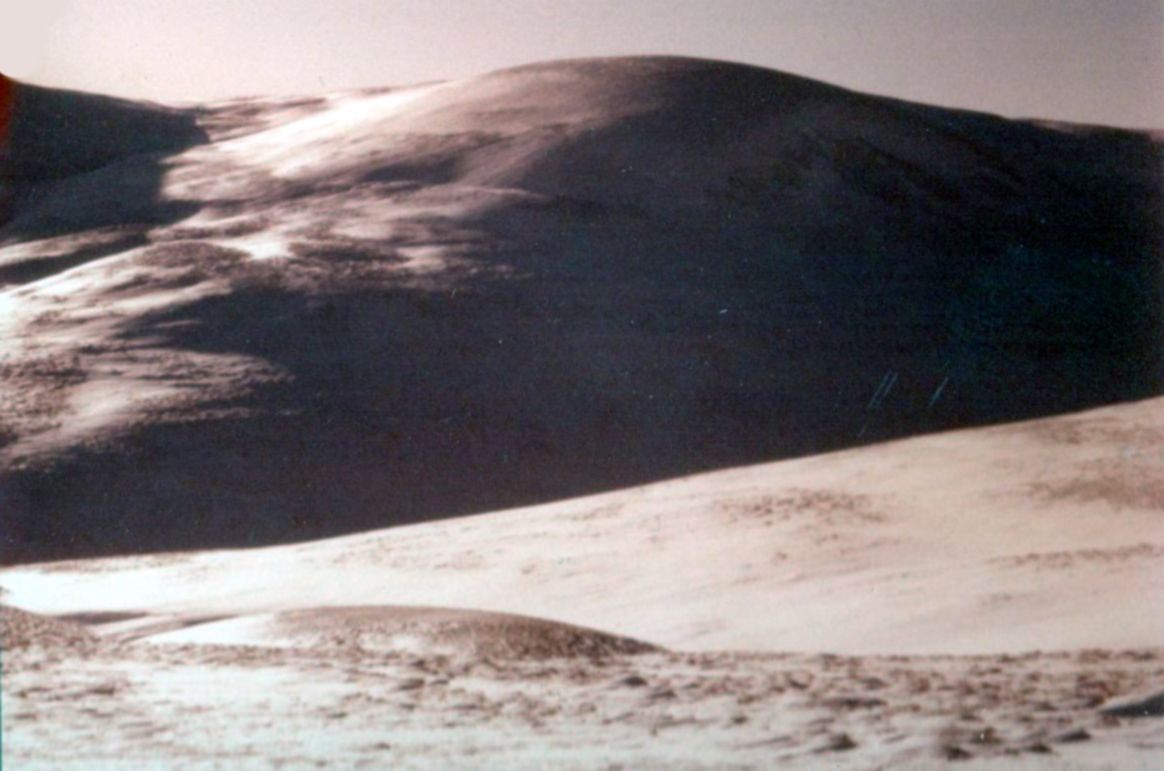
[2,81,207,186]
[0,76,209,277]
[0,57,1160,562]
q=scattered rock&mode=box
[1054,728,1092,743]
[85,684,120,697]
[941,745,972,761]
[824,696,887,710]
[1100,690,1164,718]
[823,733,857,752]
[619,674,648,688]
[969,726,1000,745]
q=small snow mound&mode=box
[0,604,97,650]
[150,605,662,660]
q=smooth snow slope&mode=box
[1,57,1161,561]
[4,396,1160,655]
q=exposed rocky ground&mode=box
[4,611,1163,770]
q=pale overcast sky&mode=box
[3,0,1162,128]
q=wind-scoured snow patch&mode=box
[218,84,449,179]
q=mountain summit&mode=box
[1,57,1161,561]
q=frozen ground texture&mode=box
[3,607,1164,770]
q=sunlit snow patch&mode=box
[220,84,447,178]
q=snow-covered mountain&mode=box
[1,58,1161,562]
